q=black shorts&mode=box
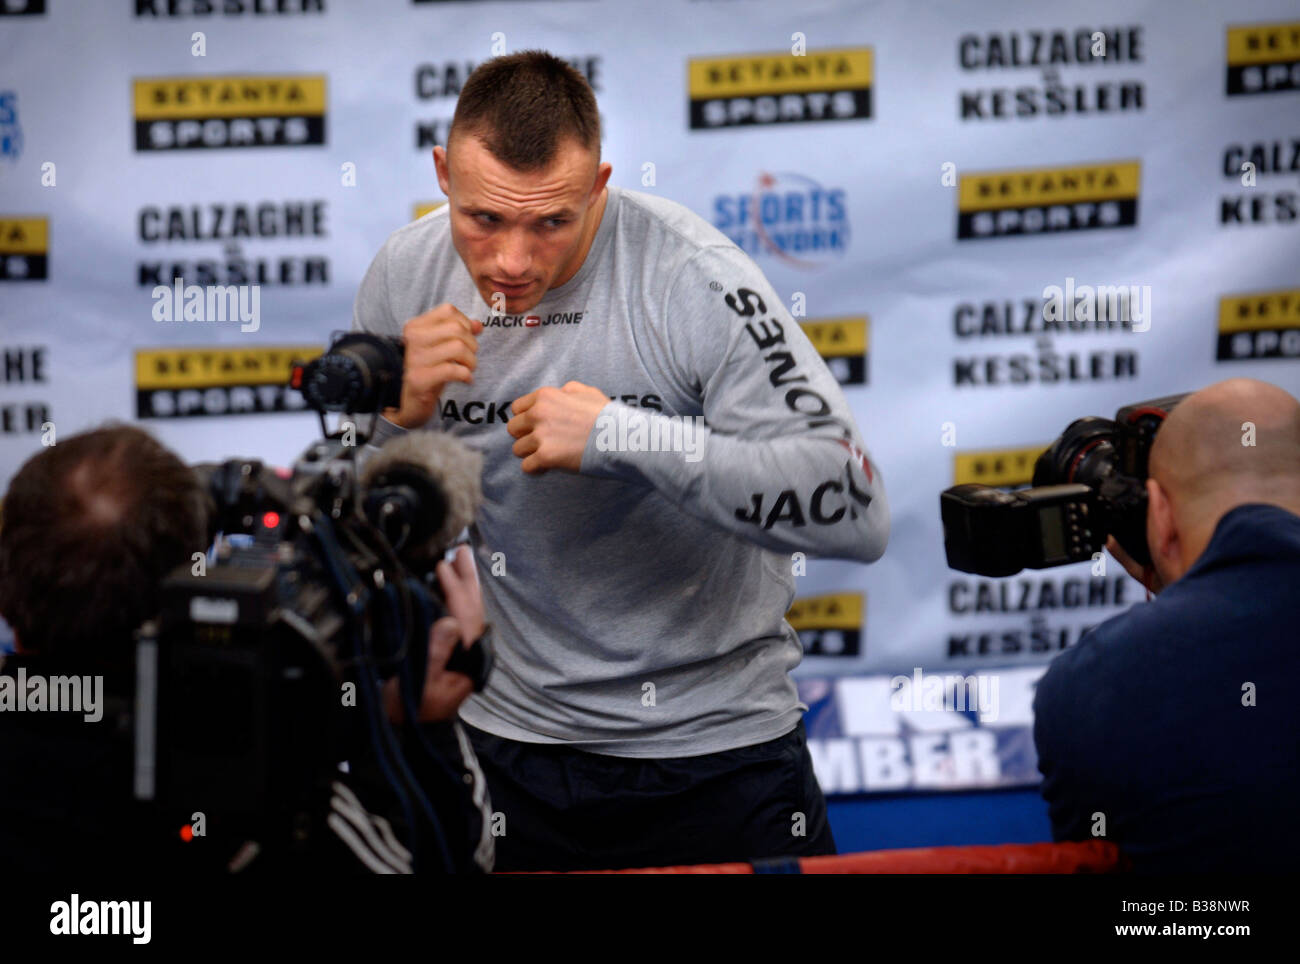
[462,719,836,872]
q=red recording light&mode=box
[262,512,280,529]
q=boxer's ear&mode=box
[1146,477,1180,586]
[590,161,612,204]
[434,145,451,197]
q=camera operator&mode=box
[1033,378,1300,872]
[0,424,492,874]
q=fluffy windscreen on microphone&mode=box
[359,430,484,559]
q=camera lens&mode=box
[297,334,404,413]
[1033,416,1120,487]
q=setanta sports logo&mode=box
[1226,21,1300,95]
[688,47,872,129]
[801,317,868,386]
[0,216,47,280]
[786,593,864,658]
[952,444,1047,488]
[413,201,445,220]
[957,160,1140,240]
[713,172,849,266]
[135,345,322,419]
[133,74,327,151]
[1216,289,1300,360]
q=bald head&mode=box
[1141,379,1300,588]
[1150,378,1300,515]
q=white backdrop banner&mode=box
[2,0,1297,681]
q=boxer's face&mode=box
[435,133,610,315]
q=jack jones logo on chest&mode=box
[483,311,586,329]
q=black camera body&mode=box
[135,333,491,864]
[941,394,1186,577]
[148,525,348,830]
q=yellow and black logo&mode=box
[412,201,446,221]
[1217,289,1300,360]
[786,592,863,658]
[1226,21,1300,95]
[135,344,323,419]
[958,160,1140,240]
[801,316,868,386]
[953,444,1047,488]
[0,217,47,281]
[688,47,872,130]
[133,74,327,151]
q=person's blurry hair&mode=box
[0,423,207,669]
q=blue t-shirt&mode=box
[1033,502,1300,872]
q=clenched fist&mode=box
[385,303,483,429]
[507,381,611,475]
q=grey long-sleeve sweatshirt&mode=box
[352,185,888,757]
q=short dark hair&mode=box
[0,424,207,667]
[449,50,600,171]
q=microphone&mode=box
[359,431,484,566]
[361,430,495,693]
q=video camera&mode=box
[134,331,491,870]
[940,394,1186,577]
